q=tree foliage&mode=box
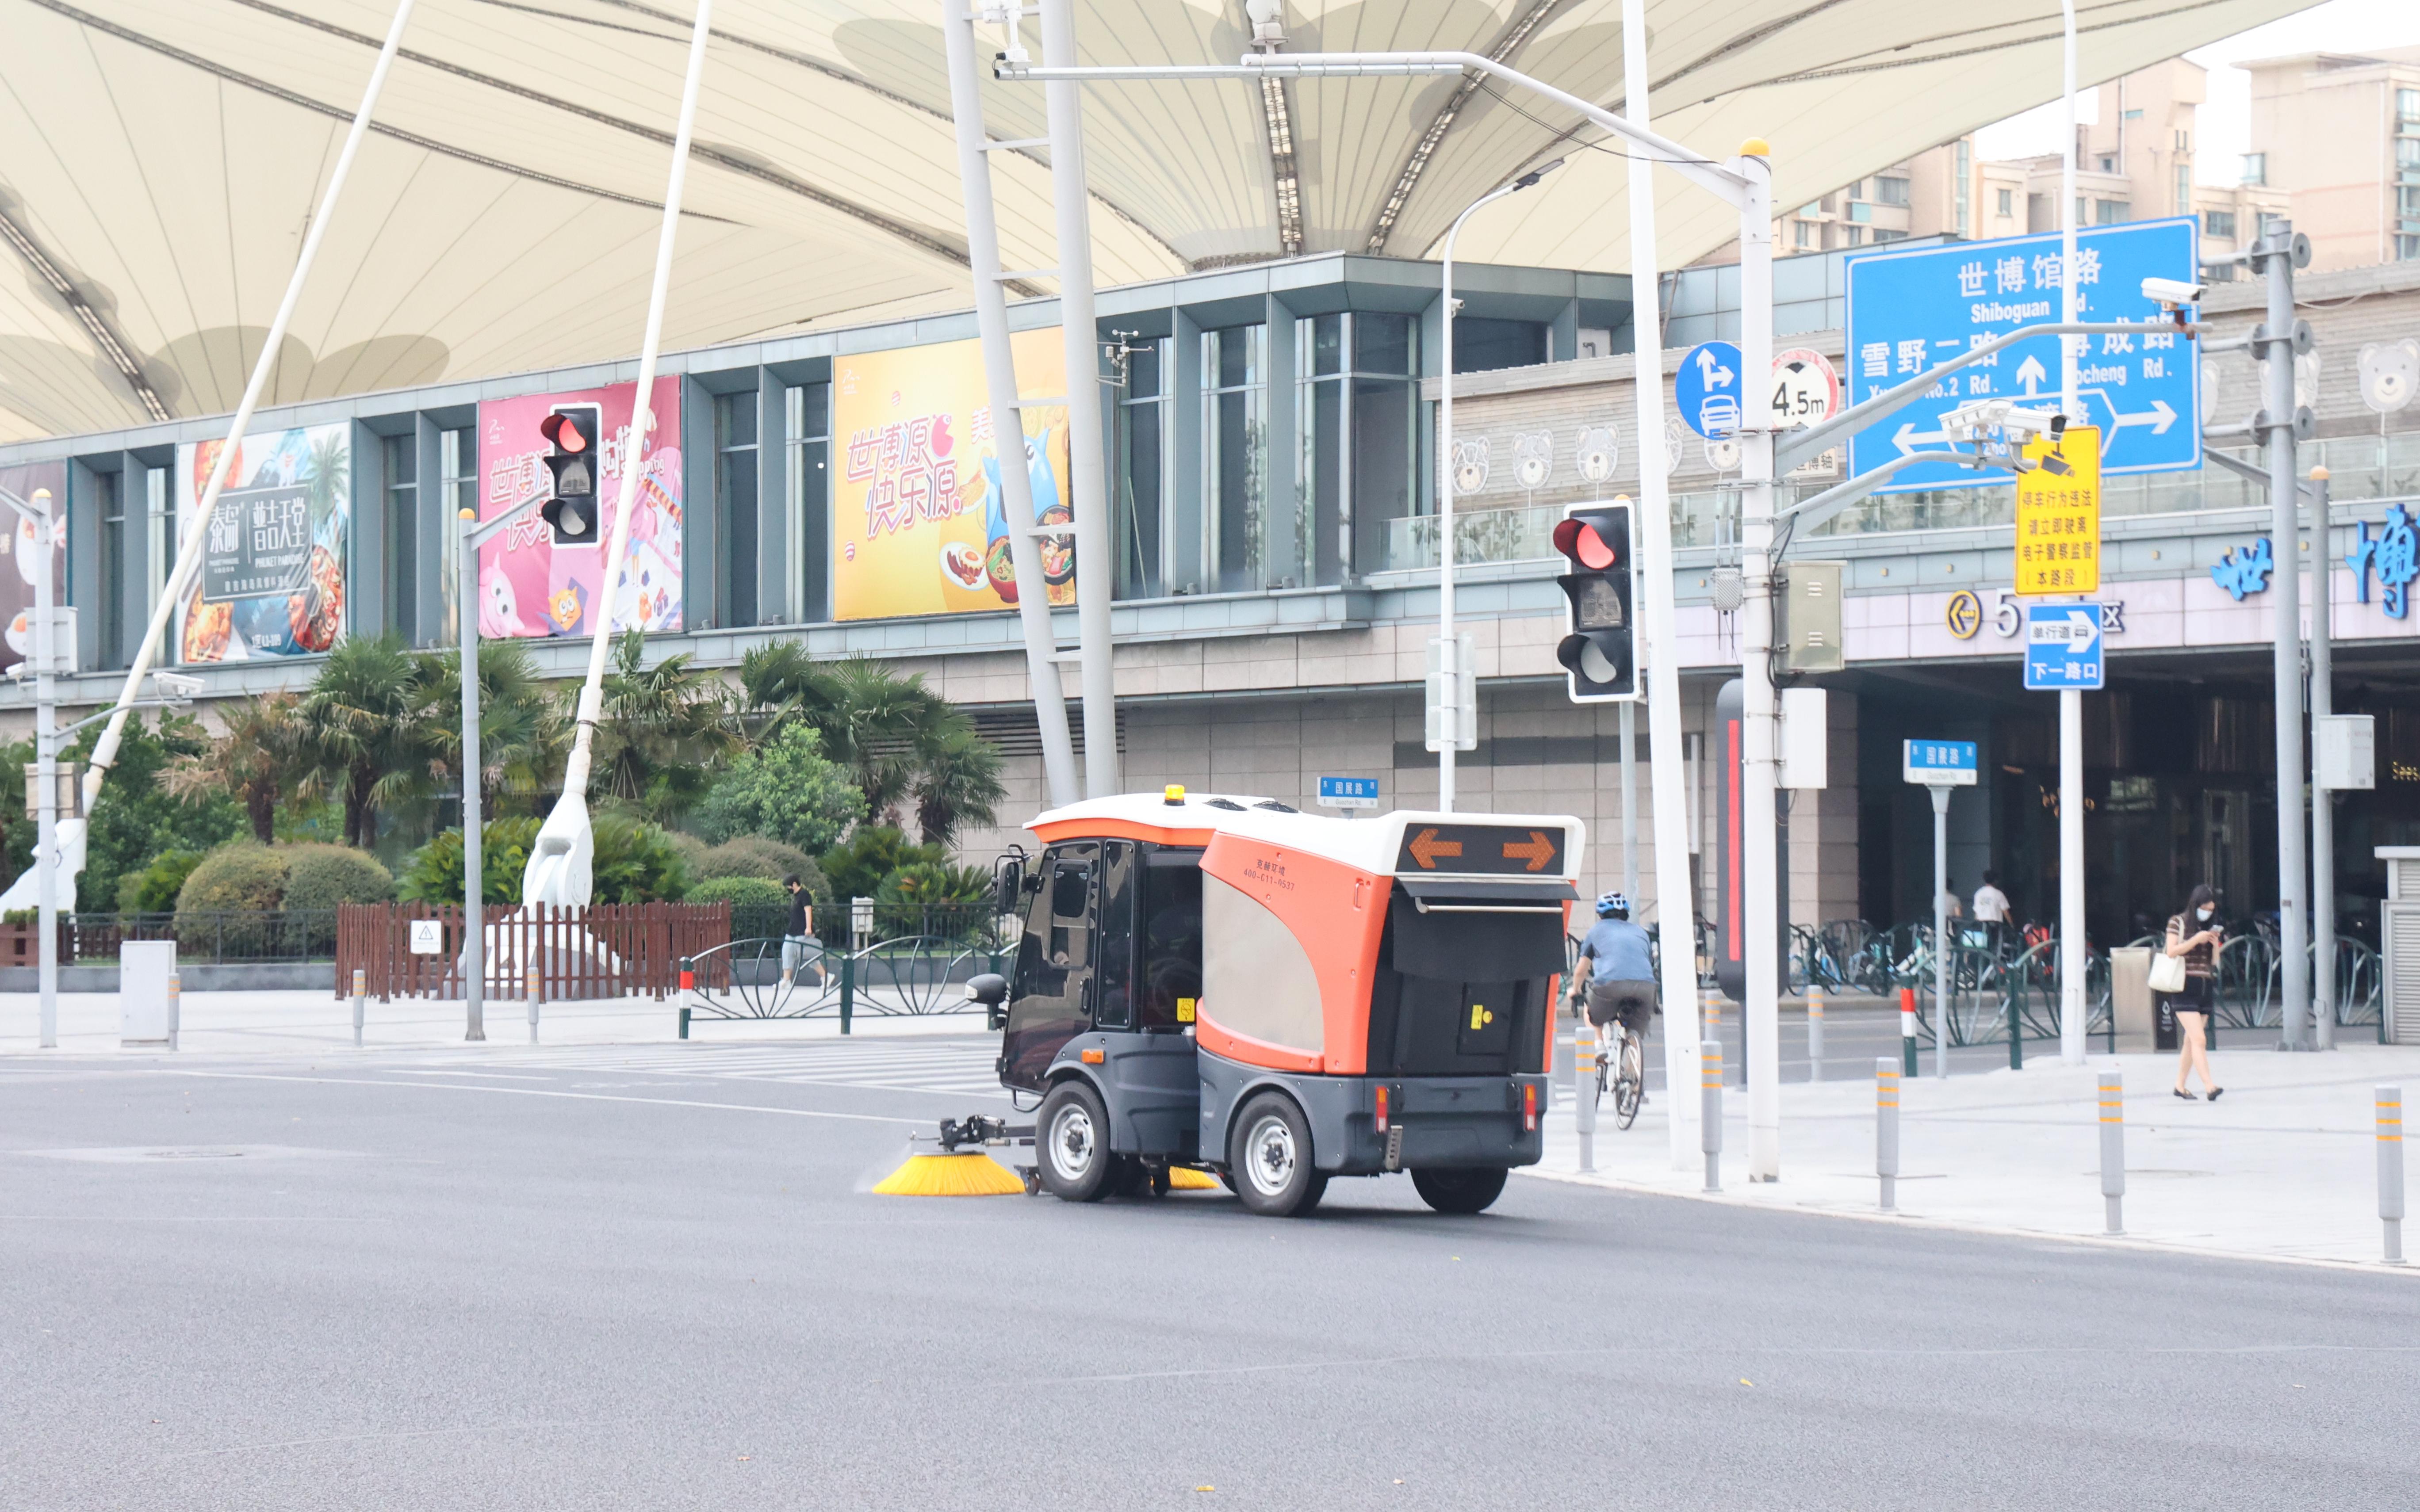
[160,692,314,844]
[590,630,736,823]
[693,724,860,855]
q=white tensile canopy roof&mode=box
[0,0,2313,443]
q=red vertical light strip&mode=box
[1726,717,1743,966]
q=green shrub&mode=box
[694,725,861,854]
[118,848,205,914]
[176,842,290,913]
[819,827,943,909]
[280,844,394,909]
[873,859,990,939]
[685,874,789,910]
[399,817,541,907]
[591,815,689,904]
[693,834,813,882]
[662,829,710,878]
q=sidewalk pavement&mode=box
[1527,1041,2420,1272]
[0,988,981,1057]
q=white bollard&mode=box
[1807,983,1825,1082]
[1875,1057,1899,1212]
[526,962,542,1045]
[2098,1071,2125,1236]
[351,967,366,1048]
[1574,1022,1598,1173]
[165,971,180,1053]
[2380,1086,2405,1265]
[1700,1038,1723,1192]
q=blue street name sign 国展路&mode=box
[1844,217,2202,494]
[1317,775,1380,810]
[2023,602,2105,691]
[1675,340,1743,438]
[1902,740,1978,787]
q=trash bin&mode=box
[2109,946,2154,1054]
[120,939,176,1047]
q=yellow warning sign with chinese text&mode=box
[2014,425,2100,596]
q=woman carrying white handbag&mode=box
[2160,884,2225,1102]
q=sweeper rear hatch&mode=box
[957,788,1583,1217]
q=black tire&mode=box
[1037,1080,1113,1202]
[1228,1092,1327,1217]
[1615,1036,1645,1130]
[1110,1154,1149,1198]
[1411,1166,1509,1214]
[1216,1168,1238,1195]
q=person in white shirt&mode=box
[1972,871,2012,955]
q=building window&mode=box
[2121,108,2144,121]
[2204,209,2237,241]
[1844,225,1863,246]
[96,469,123,668]
[1996,187,2014,217]
[1848,200,1873,224]
[2096,199,2130,225]
[1874,175,1910,207]
[2399,88,2419,125]
[1115,339,1164,599]
[1844,180,1862,201]
[384,434,416,641]
[1870,229,1907,243]
[2242,153,2266,185]
[1794,219,1813,248]
[437,427,472,644]
[144,467,168,629]
[2175,165,2191,215]
[1201,325,1266,595]
[1953,141,1969,235]
[715,390,758,627]
[2099,155,2116,172]
[784,382,829,622]
[1347,313,1415,580]
[1450,317,1547,374]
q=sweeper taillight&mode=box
[1375,1084,1390,1134]
[1522,1082,1538,1132]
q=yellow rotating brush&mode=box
[1167,1166,1221,1191]
[873,1150,1026,1196]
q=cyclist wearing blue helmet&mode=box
[1569,891,1656,1047]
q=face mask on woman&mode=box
[2196,906,2215,922]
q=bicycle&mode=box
[1574,996,1646,1131]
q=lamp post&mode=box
[455,492,549,1042]
[1436,160,1561,813]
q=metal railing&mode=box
[0,911,342,965]
[681,926,1014,1033]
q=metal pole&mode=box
[941,0,1080,809]
[458,511,484,1042]
[2263,220,2310,1051]
[2380,1084,2405,1264]
[2098,1070,2125,1235]
[1037,0,1118,799]
[352,967,366,1049]
[1875,1058,1899,1211]
[1807,981,1824,1081]
[2310,469,2336,1050]
[2057,0,2088,1070]
[1700,1038,1723,1192]
[1574,1021,1597,1172]
[1620,700,1639,904]
[33,486,56,1049]
[75,0,419,833]
[1736,145,1780,1182]
[1900,985,1918,1076]
[165,971,180,1052]
[527,961,542,1045]
[1934,784,1952,1079]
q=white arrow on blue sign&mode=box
[1844,217,2202,494]
[1902,740,1978,786]
[2023,603,2105,690]
[1317,776,1380,810]
[1676,340,1743,438]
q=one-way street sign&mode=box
[1844,218,2202,494]
[2023,602,2105,691]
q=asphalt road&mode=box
[3,1037,2415,1511]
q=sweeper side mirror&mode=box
[994,860,1023,918]
[965,972,1009,1030]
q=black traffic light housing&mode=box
[538,406,601,546]
[1552,500,1641,703]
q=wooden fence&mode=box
[335,902,730,1001]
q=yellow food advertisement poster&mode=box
[832,328,1075,621]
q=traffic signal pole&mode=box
[1734,146,1783,1181]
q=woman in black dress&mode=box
[2163,884,2225,1102]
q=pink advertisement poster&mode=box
[475,377,683,640]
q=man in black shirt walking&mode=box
[782,874,817,986]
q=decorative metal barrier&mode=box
[336,902,729,1001]
[680,933,1012,1035]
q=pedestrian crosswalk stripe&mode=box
[391,1038,1009,1098]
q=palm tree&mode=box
[301,633,438,847]
[161,691,313,842]
[911,722,1007,848]
[413,639,565,819]
[589,630,737,823]
[738,648,1011,834]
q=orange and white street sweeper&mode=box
[951,787,1585,1217]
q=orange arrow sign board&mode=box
[1405,829,1463,870]
[1501,832,1557,872]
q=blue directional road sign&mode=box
[1317,775,1379,810]
[2022,602,2105,691]
[1676,340,1743,438]
[1844,217,2202,494]
[1902,740,1978,786]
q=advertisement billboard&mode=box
[0,461,67,673]
[832,328,1074,622]
[475,376,683,641]
[176,424,351,663]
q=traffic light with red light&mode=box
[1552,499,1641,703]
[538,406,601,546]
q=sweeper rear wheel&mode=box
[1037,1081,1113,1202]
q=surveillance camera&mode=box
[1994,405,2064,441]
[2141,276,2206,309]
[152,671,204,701]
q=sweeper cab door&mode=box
[1000,843,1103,1092]
[1000,840,1207,1094]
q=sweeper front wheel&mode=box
[1037,1081,1113,1202]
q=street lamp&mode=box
[1435,158,1561,813]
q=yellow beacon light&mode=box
[1164,785,1187,806]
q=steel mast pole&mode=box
[943,0,1080,809]
[1622,0,1705,1168]
[2309,467,2335,1050]
[33,487,55,1049]
[1038,0,1118,798]
[1437,194,1504,813]
[458,510,484,1041]
[2262,221,2310,1049]
[1735,144,1781,1181]
[2057,0,2088,1066]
